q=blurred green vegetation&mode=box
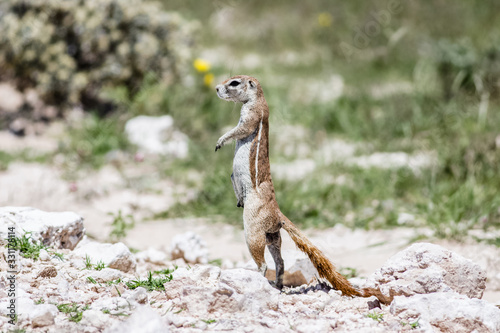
[20,1,500,240]
[0,0,196,110]
[58,113,130,169]
[0,150,51,171]
[146,0,500,241]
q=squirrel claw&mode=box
[268,280,283,290]
[215,144,221,152]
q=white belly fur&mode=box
[233,130,257,205]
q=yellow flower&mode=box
[193,58,211,73]
[318,12,333,27]
[204,73,214,87]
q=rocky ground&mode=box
[0,119,500,333]
[1,207,500,333]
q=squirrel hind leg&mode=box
[245,227,267,276]
[266,231,284,289]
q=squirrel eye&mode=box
[229,80,240,87]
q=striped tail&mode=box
[280,216,363,297]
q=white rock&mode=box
[271,159,316,181]
[363,243,487,304]
[91,297,130,313]
[57,279,69,298]
[80,309,112,329]
[0,297,34,317]
[164,277,195,300]
[174,268,280,317]
[219,268,280,314]
[0,83,24,113]
[171,267,192,280]
[397,212,415,225]
[295,320,331,333]
[126,287,148,304]
[179,285,242,315]
[264,249,318,283]
[170,232,208,264]
[219,269,276,295]
[38,249,50,261]
[348,151,436,172]
[88,268,123,283]
[391,292,500,332]
[164,313,197,328]
[135,247,167,265]
[105,306,169,333]
[125,115,188,158]
[168,265,221,291]
[290,75,344,104]
[221,259,234,269]
[74,241,136,273]
[0,207,85,250]
[189,265,221,284]
[30,304,57,328]
[236,260,257,270]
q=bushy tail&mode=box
[281,217,363,297]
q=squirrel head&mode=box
[215,75,263,104]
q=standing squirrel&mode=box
[214,75,367,296]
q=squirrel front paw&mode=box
[215,138,224,152]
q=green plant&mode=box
[153,267,177,275]
[35,298,45,305]
[202,319,216,324]
[0,151,14,171]
[101,308,129,316]
[108,210,136,241]
[126,270,174,291]
[57,303,90,323]
[402,318,420,329]
[0,0,196,113]
[87,276,98,284]
[106,278,123,286]
[84,255,93,270]
[50,251,65,261]
[11,232,46,261]
[59,113,131,168]
[366,311,384,322]
[208,259,223,267]
[435,39,500,99]
[409,318,420,329]
[339,267,358,279]
[95,260,106,271]
[6,328,24,333]
[83,255,107,271]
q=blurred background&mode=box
[0,0,499,249]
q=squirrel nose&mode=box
[216,87,219,93]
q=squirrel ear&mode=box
[248,80,256,88]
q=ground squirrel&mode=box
[215,75,369,296]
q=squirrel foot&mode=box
[268,280,283,290]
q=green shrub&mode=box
[435,39,500,99]
[0,0,197,111]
